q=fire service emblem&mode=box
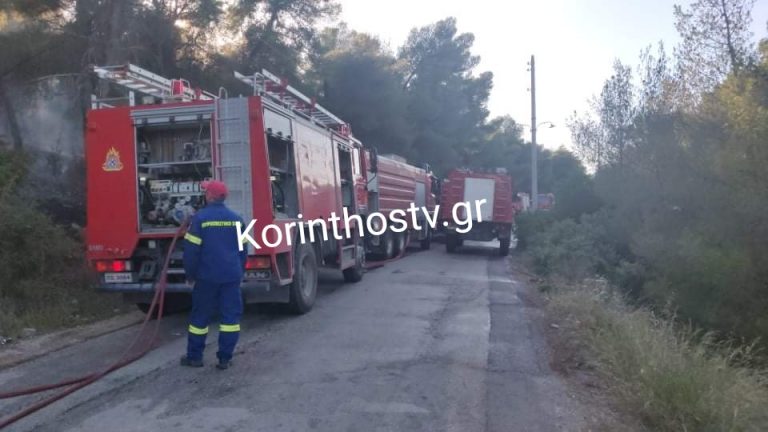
[102,147,124,172]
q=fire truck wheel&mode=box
[368,231,394,260]
[384,231,395,258]
[288,244,318,314]
[343,237,365,283]
[392,231,407,257]
[499,238,511,256]
[419,228,431,250]
[446,234,459,253]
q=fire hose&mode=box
[0,224,410,428]
[0,221,188,430]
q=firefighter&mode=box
[180,180,247,370]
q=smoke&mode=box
[0,11,28,35]
[0,74,87,225]
[20,75,84,160]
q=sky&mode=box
[335,0,768,150]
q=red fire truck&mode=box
[84,64,396,314]
[361,151,439,258]
[438,168,516,256]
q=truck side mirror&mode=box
[370,147,378,173]
[431,177,441,195]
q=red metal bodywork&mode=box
[85,95,364,298]
[86,100,217,261]
[438,169,515,224]
[371,154,436,227]
[85,105,143,261]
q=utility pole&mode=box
[530,55,538,213]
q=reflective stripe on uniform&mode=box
[184,233,202,245]
[202,221,236,228]
[188,325,208,335]
[219,323,240,332]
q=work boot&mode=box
[180,356,203,368]
[216,359,232,370]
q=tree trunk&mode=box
[0,79,24,150]
[719,0,741,74]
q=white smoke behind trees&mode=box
[0,74,86,225]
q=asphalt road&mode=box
[0,242,586,432]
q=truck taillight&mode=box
[95,260,132,272]
[246,256,271,270]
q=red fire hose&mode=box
[0,222,188,430]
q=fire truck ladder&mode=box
[234,69,350,135]
[92,63,217,106]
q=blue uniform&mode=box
[182,200,248,363]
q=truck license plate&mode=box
[104,273,132,283]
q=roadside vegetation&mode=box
[549,279,768,432]
[513,1,768,428]
[0,150,125,340]
[519,0,768,345]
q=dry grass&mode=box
[0,283,127,341]
[547,278,768,432]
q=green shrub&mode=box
[550,280,768,432]
[610,259,648,299]
[528,212,617,280]
[0,150,124,338]
[513,211,555,251]
[0,149,27,200]
[634,229,767,342]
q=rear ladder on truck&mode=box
[91,63,217,107]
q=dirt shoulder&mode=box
[0,311,144,370]
[507,256,646,432]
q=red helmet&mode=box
[201,180,228,201]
